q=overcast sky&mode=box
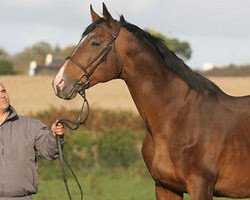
[0,0,250,69]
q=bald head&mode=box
[0,82,10,114]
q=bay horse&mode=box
[53,3,250,200]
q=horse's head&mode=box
[53,3,122,100]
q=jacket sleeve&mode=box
[33,120,64,160]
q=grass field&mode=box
[1,75,250,115]
[32,172,156,200]
[32,173,244,200]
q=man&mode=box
[0,82,65,200]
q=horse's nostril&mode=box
[57,79,65,89]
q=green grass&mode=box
[32,172,155,200]
[32,171,250,200]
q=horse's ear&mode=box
[102,2,115,24]
[90,4,101,22]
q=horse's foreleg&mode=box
[155,182,183,200]
[187,174,216,200]
[142,133,183,200]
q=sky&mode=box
[0,0,250,69]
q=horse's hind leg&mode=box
[155,182,183,200]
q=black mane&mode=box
[119,16,222,93]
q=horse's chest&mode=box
[150,142,185,189]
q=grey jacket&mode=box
[0,106,61,199]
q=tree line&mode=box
[0,29,192,75]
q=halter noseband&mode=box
[65,22,121,92]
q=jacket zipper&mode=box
[0,144,3,197]
[0,126,4,197]
[2,144,4,196]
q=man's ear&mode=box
[102,2,115,24]
[90,4,101,22]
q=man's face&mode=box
[0,83,10,113]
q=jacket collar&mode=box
[1,105,18,125]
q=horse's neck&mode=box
[120,45,190,123]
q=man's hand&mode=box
[51,121,65,136]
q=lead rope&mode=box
[56,136,83,200]
[56,90,89,200]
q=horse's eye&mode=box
[91,41,101,47]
